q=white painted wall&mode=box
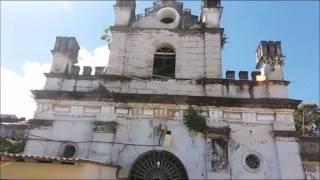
[25,100,303,179]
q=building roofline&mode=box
[31,90,301,109]
[0,152,120,168]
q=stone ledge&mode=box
[44,73,290,86]
[31,90,301,109]
[44,73,98,80]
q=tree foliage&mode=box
[293,104,320,136]
[0,137,25,153]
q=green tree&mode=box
[293,104,320,136]
[0,137,25,153]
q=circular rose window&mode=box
[245,154,261,169]
[156,7,180,27]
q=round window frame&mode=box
[59,143,78,158]
[242,151,263,173]
[156,7,180,26]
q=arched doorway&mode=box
[128,150,188,180]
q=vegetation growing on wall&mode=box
[0,138,25,153]
[90,83,110,99]
[221,32,228,49]
[101,27,112,49]
[183,107,208,133]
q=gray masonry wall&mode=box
[108,29,221,79]
[43,75,288,99]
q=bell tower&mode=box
[201,0,222,28]
[107,0,223,79]
[256,41,285,80]
[50,37,80,74]
[114,0,136,26]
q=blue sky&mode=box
[1,1,319,117]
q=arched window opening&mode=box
[129,150,188,180]
[63,145,76,158]
[153,47,176,78]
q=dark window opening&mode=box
[153,47,176,78]
[161,17,174,24]
[63,145,76,158]
[211,138,228,172]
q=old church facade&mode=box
[24,0,304,179]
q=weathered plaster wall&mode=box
[228,124,280,179]
[107,30,221,79]
[274,137,304,179]
[25,99,301,179]
[43,76,289,99]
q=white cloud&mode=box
[77,45,110,74]
[0,62,50,119]
[0,45,109,119]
